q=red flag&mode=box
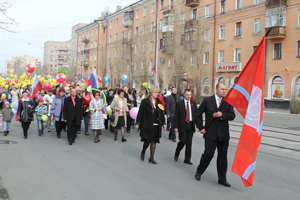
[223,36,266,187]
[31,75,42,100]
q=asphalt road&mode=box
[0,112,299,200]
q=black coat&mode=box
[136,97,165,140]
[195,95,235,141]
[174,99,197,133]
[17,99,35,122]
[107,94,114,105]
[125,93,137,109]
[63,96,83,125]
[166,94,181,117]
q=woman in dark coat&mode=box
[125,88,137,133]
[135,86,166,164]
[17,91,35,139]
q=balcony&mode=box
[265,0,287,8]
[184,41,197,51]
[186,0,200,8]
[265,26,286,39]
[163,5,174,14]
[162,45,174,54]
[81,50,89,54]
[82,61,89,66]
[162,25,174,33]
[124,11,133,28]
[185,19,198,28]
[82,38,90,43]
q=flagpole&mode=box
[204,28,272,131]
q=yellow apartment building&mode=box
[76,0,300,108]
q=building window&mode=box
[151,22,155,32]
[161,0,164,10]
[253,46,258,53]
[127,64,130,71]
[180,13,185,25]
[219,25,225,39]
[192,8,197,20]
[90,55,92,62]
[236,22,242,36]
[142,60,146,69]
[110,21,112,29]
[115,34,118,41]
[150,59,153,69]
[94,54,96,61]
[297,41,300,57]
[144,7,147,16]
[87,31,89,38]
[168,57,172,68]
[96,27,98,34]
[180,55,184,67]
[109,36,112,43]
[274,43,282,59]
[159,39,163,49]
[91,42,93,49]
[205,5,211,18]
[191,54,196,66]
[116,19,118,27]
[95,41,97,47]
[271,76,284,99]
[204,52,209,64]
[159,58,163,68]
[235,48,241,62]
[123,16,124,24]
[152,3,155,13]
[221,0,226,14]
[136,10,139,19]
[143,25,146,34]
[254,18,261,33]
[142,43,146,52]
[134,62,137,70]
[122,32,125,39]
[91,29,94,36]
[128,28,132,39]
[108,50,111,58]
[114,64,117,72]
[237,0,242,9]
[115,49,117,58]
[205,28,210,42]
[136,27,139,36]
[219,50,224,63]
[150,41,154,52]
[134,44,138,54]
[254,0,261,5]
[160,19,163,30]
[298,9,300,25]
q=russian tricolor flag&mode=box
[88,69,98,89]
[31,75,42,99]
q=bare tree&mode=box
[0,2,19,33]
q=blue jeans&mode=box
[3,121,11,132]
[83,114,89,133]
[37,119,44,135]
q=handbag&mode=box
[109,111,115,121]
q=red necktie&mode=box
[186,101,190,123]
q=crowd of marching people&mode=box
[0,81,235,187]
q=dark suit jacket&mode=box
[63,96,83,125]
[166,94,181,117]
[195,95,235,141]
[174,99,197,133]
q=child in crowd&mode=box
[1,102,14,136]
[35,99,48,136]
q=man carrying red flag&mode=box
[195,82,235,187]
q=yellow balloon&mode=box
[47,75,50,79]
[9,70,12,73]
[6,77,9,81]
[37,75,41,79]
[20,76,25,81]
[1,94,6,99]
[14,75,17,78]
[9,74,13,77]
[4,85,8,90]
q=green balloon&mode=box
[10,102,15,109]
[107,109,112,116]
[41,115,48,122]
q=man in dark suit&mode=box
[166,87,181,142]
[64,88,83,145]
[174,89,197,165]
[195,82,235,187]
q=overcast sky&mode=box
[0,0,136,71]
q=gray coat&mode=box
[166,94,181,117]
[0,108,14,122]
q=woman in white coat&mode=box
[89,90,104,143]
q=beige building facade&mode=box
[43,40,71,76]
[76,0,300,107]
[5,55,42,77]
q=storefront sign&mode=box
[216,62,242,72]
[271,76,284,100]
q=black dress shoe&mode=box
[140,152,145,161]
[57,135,61,139]
[122,138,127,142]
[184,161,193,165]
[24,136,27,139]
[69,142,72,145]
[195,173,201,181]
[149,158,157,164]
[174,155,178,161]
[218,180,231,187]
